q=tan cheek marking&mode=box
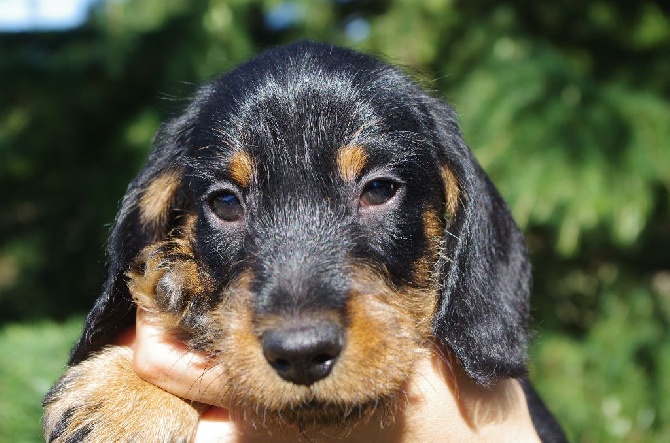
[337,145,368,182]
[413,209,444,287]
[440,166,460,219]
[228,150,254,188]
[330,268,436,392]
[423,208,444,246]
[139,170,181,229]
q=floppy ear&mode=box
[68,116,191,365]
[427,97,531,385]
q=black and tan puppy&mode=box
[43,42,566,442]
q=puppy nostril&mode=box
[262,322,343,386]
[272,358,291,372]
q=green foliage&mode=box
[454,29,670,256]
[0,318,82,442]
[1,0,668,441]
[532,271,670,442]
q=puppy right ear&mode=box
[425,97,532,385]
[68,116,190,365]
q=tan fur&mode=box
[139,170,181,230]
[127,234,215,346]
[440,166,460,219]
[336,145,368,182]
[43,347,202,442]
[148,264,438,429]
[412,208,445,287]
[229,150,254,188]
[124,241,439,429]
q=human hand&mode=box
[129,309,237,442]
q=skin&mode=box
[123,309,541,443]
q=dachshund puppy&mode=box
[43,42,566,442]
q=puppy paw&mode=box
[43,346,201,442]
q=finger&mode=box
[133,308,228,405]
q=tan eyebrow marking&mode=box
[229,150,254,188]
[139,169,181,229]
[336,145,369,182]
[440,166,460,219]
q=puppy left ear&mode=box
[426,97,531,385]
[68,115,191,366]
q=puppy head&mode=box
[72,42,530,425]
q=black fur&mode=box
[55,42,565,441]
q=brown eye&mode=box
[211,192,244,222]
[360,180,398,207]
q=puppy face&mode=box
[72,42,530,428]
[128,60,453,425]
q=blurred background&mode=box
[0,0,668,441]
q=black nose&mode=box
[262,322,343,386]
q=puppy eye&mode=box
[211,192,244,222]
[360,179,399,207]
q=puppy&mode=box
[43,42,566,442]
